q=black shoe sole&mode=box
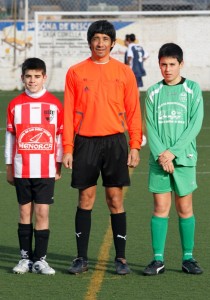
[182,267,203,275]
[143,268,165,276]
[68,267,88,275]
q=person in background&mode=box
[126,33,149,90]
[124,34,130,64]
[143,43,203,276]
[125,33,147,147]
[5,58,63,275]
[63,20,142,275]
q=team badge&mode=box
[179,92,187,102]
[44,109,55,121]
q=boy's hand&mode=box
[158,150,175,165]
[162,161,174,174]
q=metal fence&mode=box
[1,0,210,20]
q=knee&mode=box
[35,205,49,221]
[19,205,32,223]
[154,203,170,217]
[176,205,193,218]
[79,190,95,210]
[107,196,124,213]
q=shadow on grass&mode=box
[0,245,184,276]
[0,245,74,274]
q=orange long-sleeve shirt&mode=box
[63,57,142,154]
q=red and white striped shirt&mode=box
[5,90,63,178]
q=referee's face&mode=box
[89,33,115,63]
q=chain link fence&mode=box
[1,0,210,20]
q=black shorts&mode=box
[71,133,130,189]
[14,178,55,205]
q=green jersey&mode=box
[145,78,204,166]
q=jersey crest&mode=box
[44,109,56,121]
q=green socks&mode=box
[151,215,168,262]
[179,215,195,261]
[151,215,195,262]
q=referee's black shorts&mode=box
[71,133,130,189]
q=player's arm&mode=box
[6,164,14,185]
[168,85,204,158]
[55,162,62,180]
[5,130,15,186]
[143,50,149,61]
[127,44,133,67]
[127,56,132,67]
[145,90,167,161]
[148,86,175,168]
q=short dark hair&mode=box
[158,43,183,63]
[22,58,46,76]
[87,20,116,44]
[125,34,130,41]
[129,34,136,42]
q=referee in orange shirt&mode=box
[63,20,142,275]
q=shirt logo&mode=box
[44,109,55,121]
[16,124,55,154]
[179,92,187,102]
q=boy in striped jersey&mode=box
[5,58,63,275]
[143,43,203,276]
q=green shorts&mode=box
[148,164,197,196]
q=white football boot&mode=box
[13,259,33,274]
[32,259,55,275]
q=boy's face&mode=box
[21,69,47,93]
[89,33,115,62]
[159,57,184,85]
[124,38,129,47]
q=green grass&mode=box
[0,91,210,300]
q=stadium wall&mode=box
[0,16,209,91]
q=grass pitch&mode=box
[0,91,210,300]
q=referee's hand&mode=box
[63,153,73,169]
[127,149,140,168]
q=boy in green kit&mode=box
[143,43,203,275]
